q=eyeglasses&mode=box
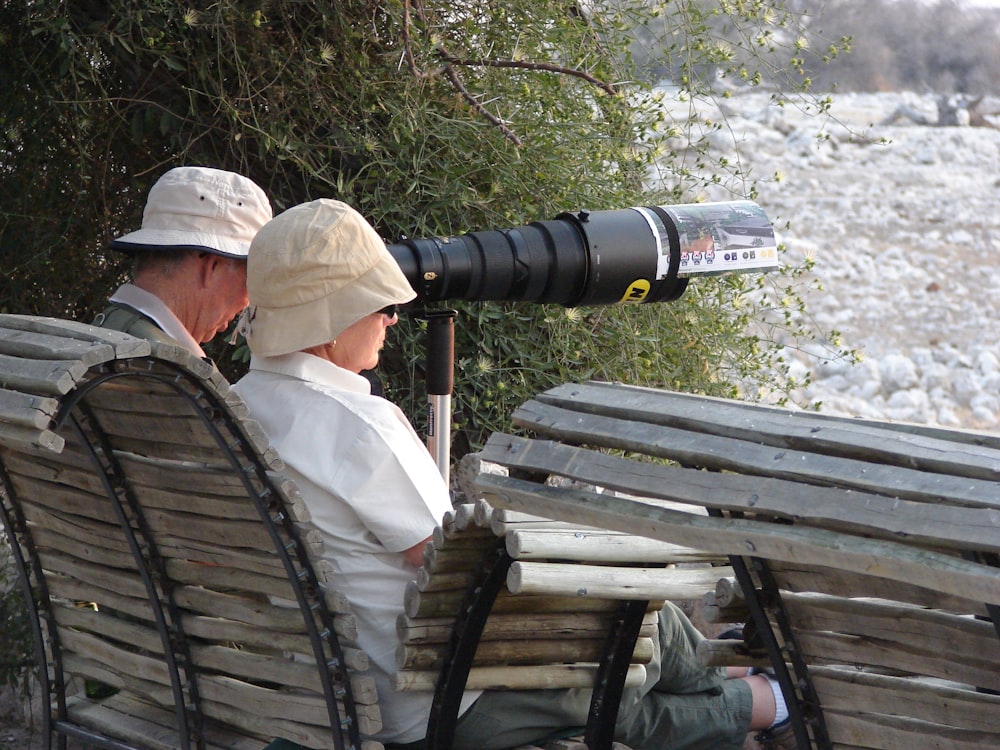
[378,305,399,318]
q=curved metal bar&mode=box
[709,507,830,749]
[0,460,60,748]
[584,598,649,750]
[425,538,512,750]
[56,357,359,749]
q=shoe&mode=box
[717,625,744,640]
[754,719,799,749]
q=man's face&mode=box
[193,255,249,344]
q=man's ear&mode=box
[196,252,221,289]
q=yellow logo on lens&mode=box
[620,280,650,303]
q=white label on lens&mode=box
[665,201,779,277]
[632,206,673,280]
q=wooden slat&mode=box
[476,473,1000,606]
[810,667,1000,732]
[506,561,731,600]
[0,423,63,452]
[505,402,1000,502]
[16,477,121,526]
[536,381,1000,462]
[397,611,658,645]
[483,435,1000,544]
[506,528,719,564]
[769,562,989,617]
[794,630,1000,692]
[397,636,656,670]
[822,708,999,750]
[0,314,152,357]
[0,386,59,428]
[0,323,116,364]
[66,693,265,750]
[403,583,626,619]
[781,593,1000,674]
[392,664,648,692]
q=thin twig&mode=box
[439,54,618,96]
[443,66,523,146]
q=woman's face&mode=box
[325,307,399,373]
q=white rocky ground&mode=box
[666,89,1000,431]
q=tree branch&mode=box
[437,54,618,96]
[401,0,616,145]
[442,66,522,146]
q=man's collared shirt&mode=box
[108,283,206,357]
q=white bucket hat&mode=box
[110,166,272,258]
[243,199,416,357]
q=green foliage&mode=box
[2,0,837,452]
[0,533,34,699]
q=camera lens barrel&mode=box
[387,200,776,307]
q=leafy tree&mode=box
[1,0,827,453]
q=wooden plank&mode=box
[66,692,269,750]
[0,423,62,452]
[33,524,136,570]
[794,630,1000,692]
[0,351,84,394]
[0,314,151,357]
[397,611,657,645]
[403,583,626,619]
[59,627,172,688]
[810,667,1000,732]
[141,506,275,551]
[506,529,720,564]
[483,436,1000,540]
[769,562,989,617]
[475,474,1000,605]
[153,535,290,579]
[16,476,121,525]
[65,696,188,750]
[114,451,256,496]
[3,448,115,495]
[822,708,1000,750]
[56,605,163,654]
[84,377,218,416]
[539,381,1000,458]
[506,401,1000,501]
[39,551,150,600]
[781,593,1000,674]
[0,323,116,364]
[171,586,309,631]
[45,578,154,623]
[180,615,369,671]
[397,636,656,670]
[0,387,59,428]
[506,561,731,600]
[392,663,648,692]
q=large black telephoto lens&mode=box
[387,200,778,307]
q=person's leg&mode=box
[614,602,755,750]
[450,688,590,750]
[454,602,765,750]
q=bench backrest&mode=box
[474,381,1000,750]
[2,318,718,750]
[0,315,376,750]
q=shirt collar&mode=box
[109,283,206,357]
[248,351,372,394]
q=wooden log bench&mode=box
[472,380,1000,750]
[394,498,729,749]
[0,316,722,750]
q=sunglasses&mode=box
[378,305,399,318]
